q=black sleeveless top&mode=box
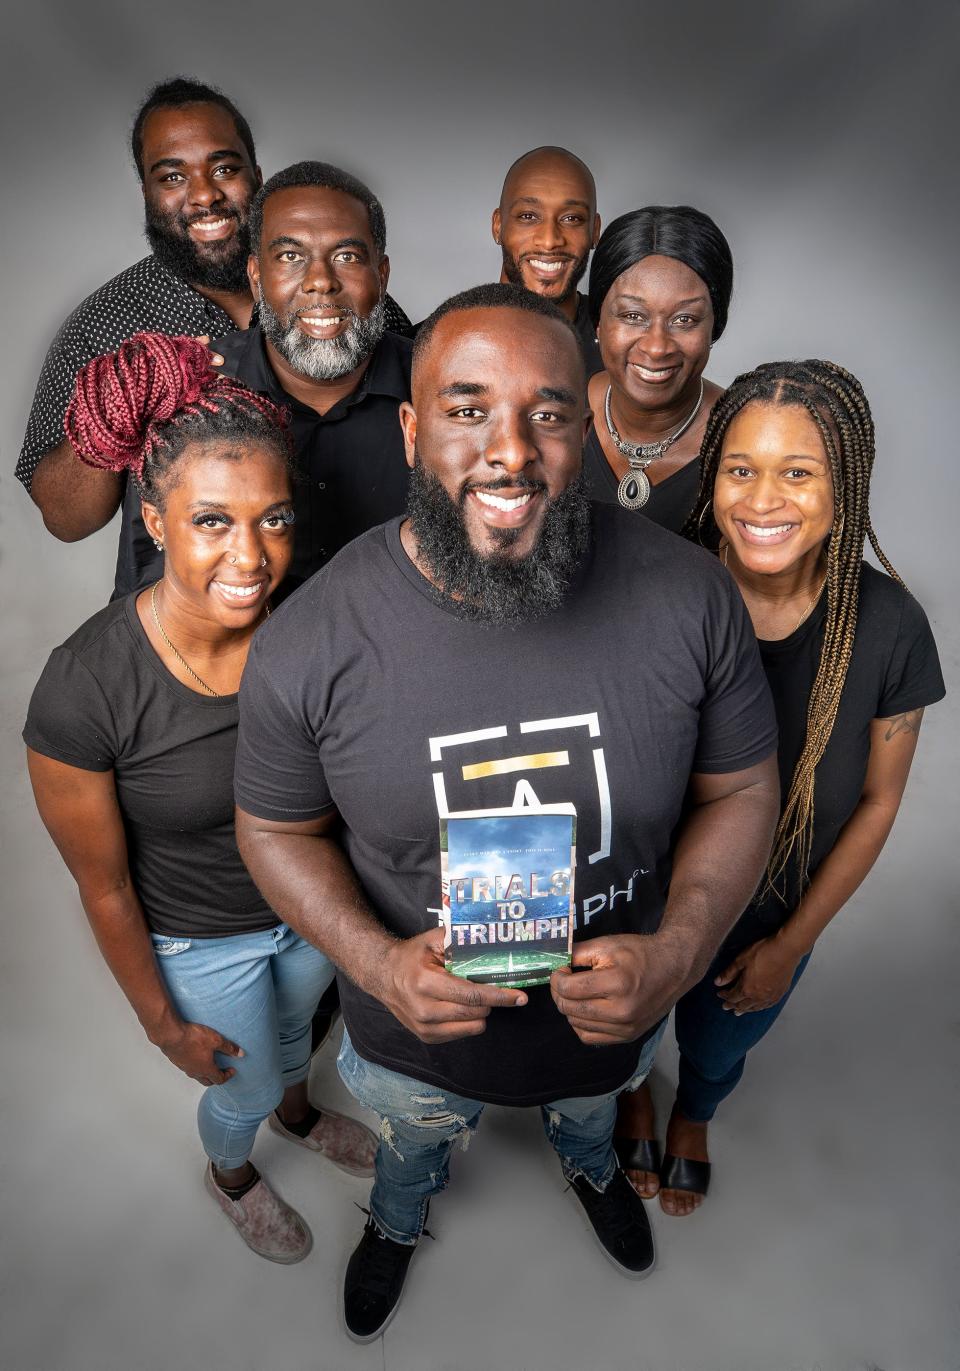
[582,422,700,534]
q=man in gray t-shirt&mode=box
[235,283,779,1341]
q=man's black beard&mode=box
[501,247,590,306]
[406,458,591,624]
[144,203,251,293]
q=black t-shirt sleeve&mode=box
[235,624,335,822]
[693,573,779,774]
[23,646,119,772]
[876,592,946,717]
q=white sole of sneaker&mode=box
[568,1181,657,1281]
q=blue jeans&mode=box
[674,949,811,1122]
[152,924,334,1169]
[337,1020,667,1245]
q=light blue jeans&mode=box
[152,924,334,1169]
[337,1019,667,1245]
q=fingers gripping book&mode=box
[439,806,577,989]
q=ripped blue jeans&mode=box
[337,1021,666,1245]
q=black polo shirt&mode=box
[214,326,413,581]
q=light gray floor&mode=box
[3,3,959,1367]
[1,640,956,1370]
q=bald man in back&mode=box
[493,145,602,373]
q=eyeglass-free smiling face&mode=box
[494,150,599,310]
[597,254,713,412]
[400,306,589,563]
[713,402,836,577]
[249,185,388,344]
[141,103,260,290]
[142,441,294,626]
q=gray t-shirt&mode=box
[235,505,778,1105]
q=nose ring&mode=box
[260,554,267,568]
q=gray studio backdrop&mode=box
[1,2,957,1369]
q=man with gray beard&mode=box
[214,161,411,581]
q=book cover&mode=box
[439,805,577,989]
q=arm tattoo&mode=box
[883,709,923,742]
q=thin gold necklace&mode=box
[721,546,827,632]
[150,581,269,697]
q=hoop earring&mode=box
[696,499,714,549]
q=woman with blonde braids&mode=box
[617,358,945,1214]
[24,333,376,1262]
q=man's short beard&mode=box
[501,247,590,305]
[406,457,591,624]
[258,293,387,381]
[144,203,251,293]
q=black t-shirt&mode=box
[214,325,412,583]
[723,562,945,956]
[582,422,700,533]
[23,595,276,939]
[235,505,778,1106]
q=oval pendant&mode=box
[617,468,650,510]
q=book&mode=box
[439,805,577,989]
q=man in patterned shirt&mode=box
[16,77,413,598]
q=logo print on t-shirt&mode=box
[428,711,611,864]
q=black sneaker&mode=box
[343,1218,419,1342]
[569,1166,656,1278]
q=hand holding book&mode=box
[380,928,528,1045]
[550,932,695,1046]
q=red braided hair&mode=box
[65,333,290,483]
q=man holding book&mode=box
[235,284,779,1341]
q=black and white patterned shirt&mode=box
[17,256,237,492]
[17,253,413,599]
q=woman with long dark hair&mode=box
[584,205,733,531]
[24,333,376,1261]
[618,359,944,1211]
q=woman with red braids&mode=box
[23,333,376,1264]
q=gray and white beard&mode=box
[259,292,387,381]
[406,456,592,624]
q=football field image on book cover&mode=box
[439,806,577,989]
